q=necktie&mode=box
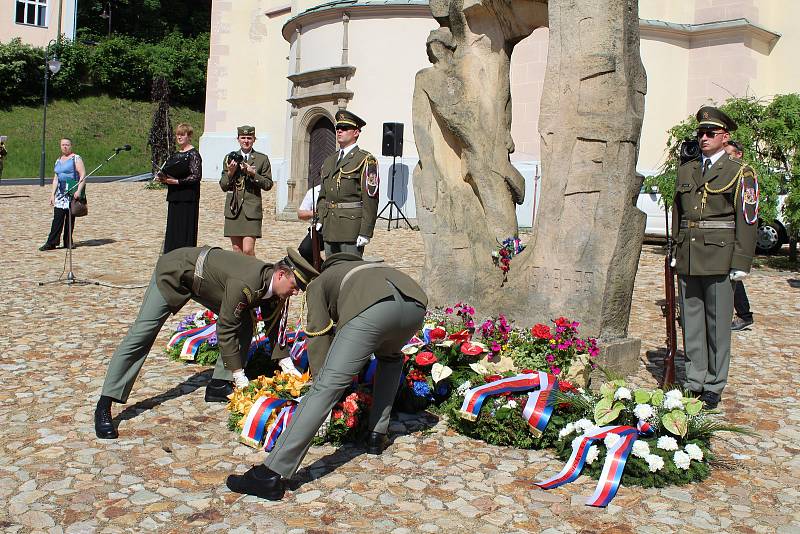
[337,150,344,163]
[702,159,711,176]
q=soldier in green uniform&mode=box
[671,106,759,409]
[226,253,427,500]
[316,110,380,257]
[93,247,318,439]
[220,126,273,256]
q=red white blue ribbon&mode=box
[167,323,216,360]
[287,329,309,371]
[459,371,558,435]
[239,396,291,448]
[536,425,639,507]
[264,403,298,452]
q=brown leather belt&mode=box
[680,221,735,229]
[328,201,363,209]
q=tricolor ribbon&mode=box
[288,330,309,371]
[742,174,759,225]
[264,403,298,452]
[239,396,291,448]
[167,323,217,360]
[459,371,558,436]
[536,425,640,507]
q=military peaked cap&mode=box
[696,106,737,132]
[284,247,320,290]
[237,125,256,137]
[335,110,366,130]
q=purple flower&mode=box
[546,354,555,363]
[551,366,561,375]
[445,307,454,314]
[490,341,501,353]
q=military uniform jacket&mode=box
[671,155,758,276]
[316,146,379,242]
[295,255,428,374]
[155,247,284,368]
[219,150,273,221]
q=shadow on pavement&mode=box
[114,369,213,423]
[644,347,687,386]
[76,238,116,248]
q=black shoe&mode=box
[700,391,720,410]
[94,404,118,439]
[731,317,754,331]
[39,244,56,251]
[365,431,389,455]
[226,465,285,500]
[205,379,233,403]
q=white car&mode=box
[636,187,788,254]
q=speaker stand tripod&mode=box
[376,155,413,231]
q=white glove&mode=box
[232,369,249,389]
[278,356,302,377]
[729,269,748,281]
[356,235,370,247]
[315,222,322,231]
[670,258,676,268]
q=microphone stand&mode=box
[38,147,128,286]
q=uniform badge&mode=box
[743,187,756,205]
[365,159,379,198]
[234,301,247,319]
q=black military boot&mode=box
[204,379,234,403]
[365,431,389,455]
[226,465,285,500]
[94,396,118,439]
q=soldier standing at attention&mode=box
[93,247,318,439]
[220,126,273,256]
[316,110,380,257]
[226,253,427,500]
[672,106,758,409]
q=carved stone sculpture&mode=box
[413,0,647,375]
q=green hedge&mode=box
[0,33,208,109]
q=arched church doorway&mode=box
[308,117,335,189]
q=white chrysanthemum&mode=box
[633,403,654,420]
[503,399,518,410]
[604,433,621,449]
[656,436,679,451]
[194,311,204,320]
[673,450,691,470]
[684,443,704,461]
[558,422,576,439]
[632,440,651,459]
[574,418,594,432]
[663,389,684,410]
[456,381,472,395]
[585,445,600,465]
[614,387,632,401]
[645,454,665,472]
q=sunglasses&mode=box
[335,125,356,132]
[696,130,725,139]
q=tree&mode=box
[77,0,212,41]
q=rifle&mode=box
[661,195,678,387]
[310,185,322,271]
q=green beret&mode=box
[237,125,256,137]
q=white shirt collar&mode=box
[339,143,357,158]
[240,149,253,160]
[264,275,274,299]
[703,149,725,167]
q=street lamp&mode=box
[39,39,62,187]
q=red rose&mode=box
[485,374,502,383]
[558,380,577,393]
[415,351,438,366]
[345,416,356,428]
[531,324,552,340]
[429,327,447,342]
[460,342,485,356]
[332,409,344,420]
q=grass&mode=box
[0,95,203,178]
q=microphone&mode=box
[115,144,132,153]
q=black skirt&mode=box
[163,200,200,253]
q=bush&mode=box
[0,33,209,109]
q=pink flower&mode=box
[345,416,356,428]
[490,341,501,353]
[445,307,454,314]
[546,354,555,363]
[551,367,561,375]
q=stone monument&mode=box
[412,0,647,375]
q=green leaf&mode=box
[594,398,625,426]
[599,382,617,400]
[633,389,652,404]
[651,389,665,407]
[662,410,688,437]
[683,397,703,416]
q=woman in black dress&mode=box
[155,123,202,253]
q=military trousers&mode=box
[264,283,426,478]
[324,241,363,257]
[101,272,251,403]
[678,274,734,396]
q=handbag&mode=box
[162,151,191,180]
[70,196,88,217]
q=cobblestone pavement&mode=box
[1,183,799,533]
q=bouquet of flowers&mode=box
[226,370,312,432]
[492,236,525,276]
[317,389,374,446]
[166,310,219,366]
